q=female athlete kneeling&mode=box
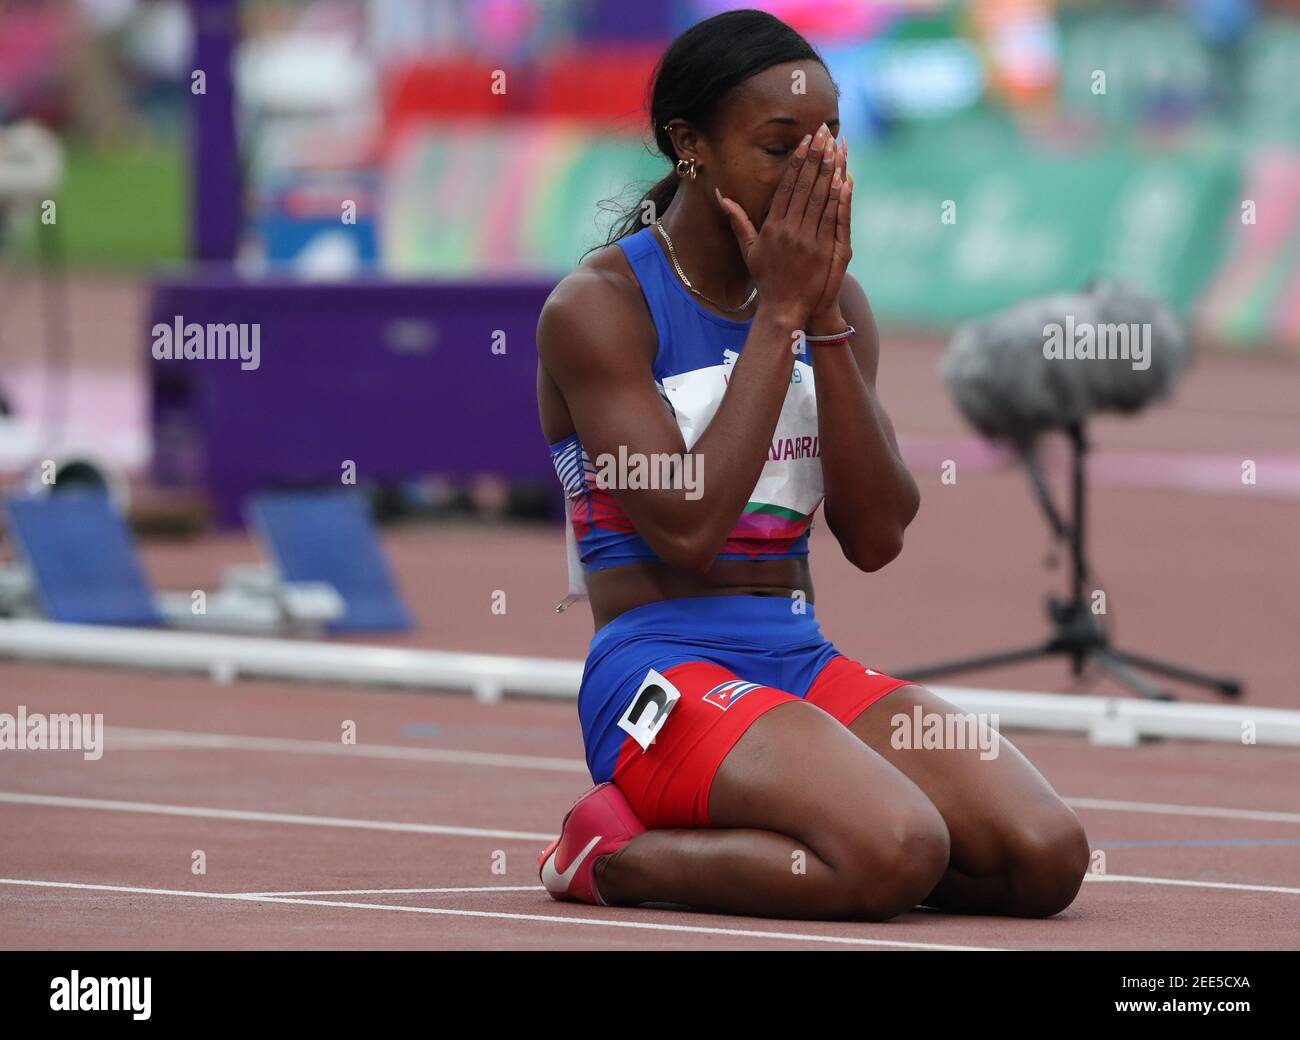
[535,8,1089,921]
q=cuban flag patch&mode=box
[702,680,763,711]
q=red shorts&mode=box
[610,654,910,829]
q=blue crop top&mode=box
[549,226,824,596]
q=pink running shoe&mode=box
[538,783,646,905]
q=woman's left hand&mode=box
[807,137,853,335]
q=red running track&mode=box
[1,330,1297,948]
[1,666,1298,950]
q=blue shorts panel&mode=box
[578,596,841,783]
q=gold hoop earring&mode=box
[675,158,697,181]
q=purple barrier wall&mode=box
[148,276,555,526]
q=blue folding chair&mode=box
[248,490,412,633]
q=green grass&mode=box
[8,137,187,271]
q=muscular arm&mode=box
[809,273,920,571]
[537,266,803,574]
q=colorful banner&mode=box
[381,119,1300,350]
[846,120,1239,322]
[1198,150,1300,351]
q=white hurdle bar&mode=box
[1,619,1297,748]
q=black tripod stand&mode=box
[896,424,1242,701]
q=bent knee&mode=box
[834,808,951,921]
[1006,808,1090,918]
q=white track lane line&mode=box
[8,785,1300,845]
[1083,874,1300,896]
[240,878,1300,899]
[1068,798,1300,825]
[0,879,1004,951]
[251,877,1300,898]
[0,792,553,842]
[103,728,1300,825]
[240,886,544,897]
[8,785,1297,902]
[106,727,586,772]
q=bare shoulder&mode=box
[537,242,655,374]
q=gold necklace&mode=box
[654,220,758,314]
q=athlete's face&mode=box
[704,61,840,230]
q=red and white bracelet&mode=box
[803,325,856,347]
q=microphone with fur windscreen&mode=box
[896,281,1240,702]
[941,280,1189,447]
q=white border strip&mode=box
[2,619,1297,746]
[933,687,1300,747]
[0,619,580,702]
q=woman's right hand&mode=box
[715,122,843,327]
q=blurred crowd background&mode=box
[4,0,1300,346]
[2,0,1299,532]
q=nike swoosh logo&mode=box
[540,835,602,894]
